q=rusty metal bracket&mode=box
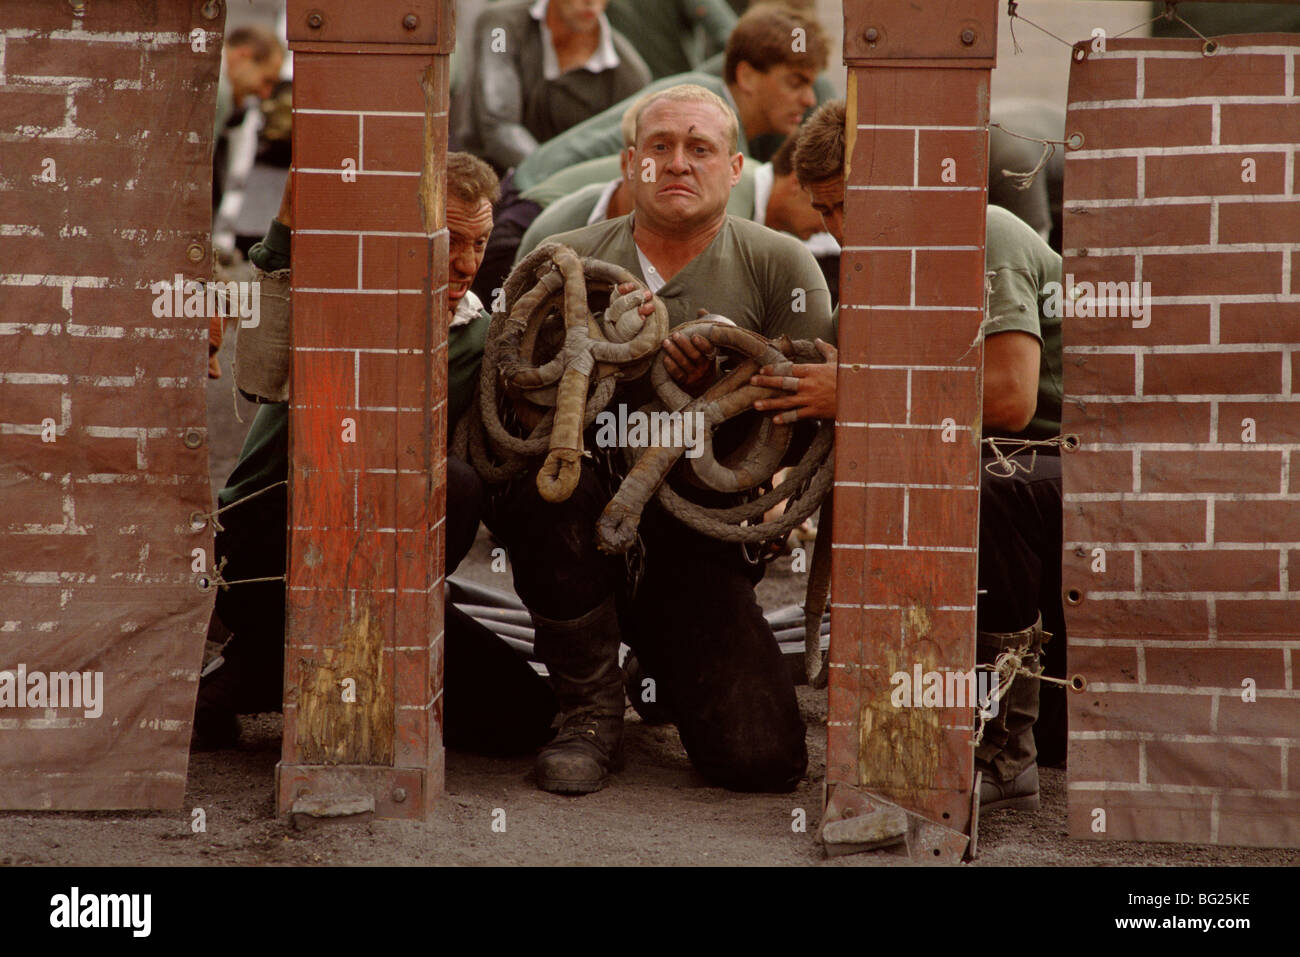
[287,0,448,49]
[845,0,998,63]
[818,783,971,863]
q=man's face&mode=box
[551,0,606,33]
[447,195,493,313]
[805,175,845,245]
[748,63,818,137]
[771,175,828,240]
[225,46,282,103]
[629,99,742,232]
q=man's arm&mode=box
[685,0,738,53]
[982,330,1041,433]
[472,15,538,170]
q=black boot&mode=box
[533,598,626,794]
[975,616,1048,812]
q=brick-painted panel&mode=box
[1062,37,1300,848]
[278,17,451,819]
[0,3,222,809]
[826,3,995,835]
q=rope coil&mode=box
[461,246,836,683]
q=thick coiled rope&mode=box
[456,249,835,686]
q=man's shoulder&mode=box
[723,215,821,265]
[986,205,1060,274]
[543,215,631,257]
[548,181,610,214]
[524,184,610,249]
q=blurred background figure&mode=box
[461,0,650,172]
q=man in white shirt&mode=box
[467,0,650,171]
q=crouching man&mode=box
[485,84,834,794]
[750,101,1064,813]
[197,153,557,755]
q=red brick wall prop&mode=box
[0,1,224,808]
[275,0,453,821]
[1063,35,1300,848]
[823,0,997,854]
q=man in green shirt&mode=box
[484,84,831,796]
[750,100,1067,810]
[196,153,557,755]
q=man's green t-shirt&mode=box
[983,205,1063,442]
[544,213,832,342]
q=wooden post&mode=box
[275,0,452,822]
[822,0,997,859]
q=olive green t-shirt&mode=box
[983,204,1063,442]
[544,213,833,342]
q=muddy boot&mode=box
[975,616,1048,812]
[533,598,626,794]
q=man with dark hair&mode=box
[196,153,557,756]
[465,0,650,172]
[755,100,1066,812]
[484,84,832,796]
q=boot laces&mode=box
[556,707,603,738]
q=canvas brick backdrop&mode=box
[1063,35,1300,848]
[823,0,996,849]
[276,0,452,820]
[0,1,222,808]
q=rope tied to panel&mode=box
[1006,1,1221,60]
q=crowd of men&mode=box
[203,0,1074,816]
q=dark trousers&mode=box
[442,458,557,754]
[212,412,553,754]
[976,452,1066,765]
[486,462,808,792]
